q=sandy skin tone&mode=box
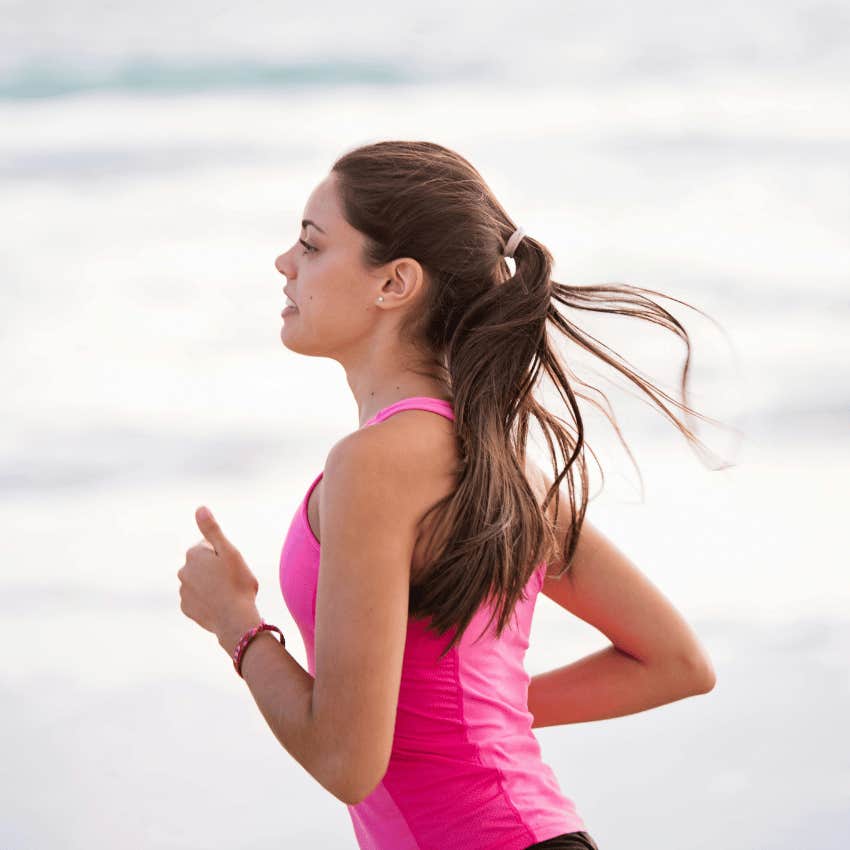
[177,506,263,656]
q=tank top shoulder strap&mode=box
[361,395,455,428]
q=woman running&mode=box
[179,139,722,850]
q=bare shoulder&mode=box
[326,410,459,527]
[329,408,458,480]
[328,410,460,577]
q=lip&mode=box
[283,288,297,307]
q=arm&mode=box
[525,458,716,729]
[216,615,337,790]
[221,424,429,805]
[528,645,713,729]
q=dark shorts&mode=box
[525,830,599,850]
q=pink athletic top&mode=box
[279,396,587,850]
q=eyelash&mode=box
[299,238,317,254]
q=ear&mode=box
[385,257,426,306]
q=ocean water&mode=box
[2,2,849,848]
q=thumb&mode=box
[195,506,231,556]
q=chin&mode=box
[279,321,321,357]
[279,323,300,352]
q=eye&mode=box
[299,238,317,254]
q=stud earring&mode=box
[376,296,384,303]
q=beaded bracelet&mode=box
[232,618,286,678]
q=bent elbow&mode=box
[341,784,373,807]
[685,653,717,694]
[698,666,717,693]
[334,754,389,807]
[338,774,382,807]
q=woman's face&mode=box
[274,172,384,359]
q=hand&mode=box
[177,506,261,641]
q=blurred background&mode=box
[2,1,848,847]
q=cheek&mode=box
[294,256,372,333]
[307,267,364,322]
[316,292,368,330]
[293,280,363,332]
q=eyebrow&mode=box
[301,219,327,235]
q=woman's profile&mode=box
[184,139,725,850]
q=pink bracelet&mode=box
[232,618,285,678]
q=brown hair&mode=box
[330,139,737,660]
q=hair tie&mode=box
[503,225,526,259]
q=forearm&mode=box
[528,644,712,729]
[217,617,341,799]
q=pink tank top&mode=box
[279,396,587,850]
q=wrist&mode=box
[217,606,263,657]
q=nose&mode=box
[274,251,291,278]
